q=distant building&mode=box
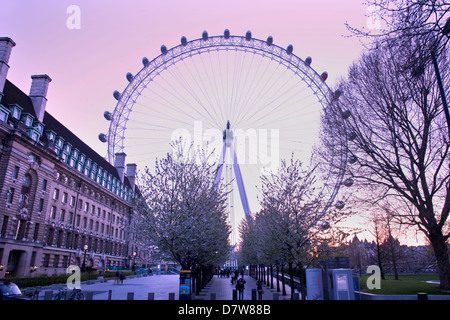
[0,37,142,277]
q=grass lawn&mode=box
[358,274,450,295]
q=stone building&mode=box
[0,37,141,278]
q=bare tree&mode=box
[333,33,450,289]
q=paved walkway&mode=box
[195,274,295,300]
[34,274,180,300]
[29,273,297,300]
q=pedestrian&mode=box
[256,280,263,300]
[236,277,246,300]
[114,271,120,285]
[119,272,125,284]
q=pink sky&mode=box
[1,0,368,154]
[2,0,424,245]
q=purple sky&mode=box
[1,0,369,154]
[2,0,426,245]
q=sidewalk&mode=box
[194,274,295,300]
[30,273,297,300]
[34,274,180,300]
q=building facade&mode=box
[0,37,141,278]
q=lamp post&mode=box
[81,244,88,273]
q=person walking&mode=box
[236,277,246,300]
[256,280,263,300]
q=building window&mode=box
[84,202,89,212]
[62,192,68,204]
[53,255,60,268]
[82,217,87,229]
[38,198,44,213]
[0,216,8,237]
[50,206,57,220]
[68,212,74,225]
[91,205,95,215]
[33,223,39,241]
[78,199,82,210]
[70,196,76,207]
[56,230,63,247]
[6,187,14,204]
[76,215,80,227]
[62,256,69,268]
[43,254,50,267]
[42,179,47,191]
[59,209,66,222]
[30,251,36,267]
[46,228,55,246]
[53,188,60,200]
[12,166,19,179]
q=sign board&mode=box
[179,270,192,300]
[306,269,324,300]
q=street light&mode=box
[81,244,88,273]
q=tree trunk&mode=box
[289,263,294,300]
[429,231,450,290]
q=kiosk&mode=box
[328,269,355,300]
[179,270,192,300]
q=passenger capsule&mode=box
[142,57,149,66]
[321,72,328,81]
[202,31,208,41]
[348,155,358,164]
[266,36,273,46]
[335,201,345,210]
[98,133,107,143]
[245,30,252,41]
[161,45,168,54]
[126,72,133,82]
[348,132,357,141]
[286,44,293,54]
[181,36,187,46]
[342,110,351,120]
[113,90,121,100]
[343,178,354,187]
[103,111,112,121]
[305,56,312,66]
[224,29,231,39]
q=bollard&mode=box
[232,289,237,300]
[85,291,94,300]
[252,289,256,300]
[417,293,428,300]
[169,293,175,300]
[148,292,155,300]
[127,292,134,300]
[108,289,112,300]
[44,291,53,300]
[210,293,216,300]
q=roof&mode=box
[2,79,122,181]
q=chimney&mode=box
[29,74,52,122]
[126,163,137,191]
[114,152,126,182]
[0,37,16,96]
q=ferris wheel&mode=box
[99,29,352,240]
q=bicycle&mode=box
[67,288,84,300]
[23,286,41,300]
[53,287,68,300]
